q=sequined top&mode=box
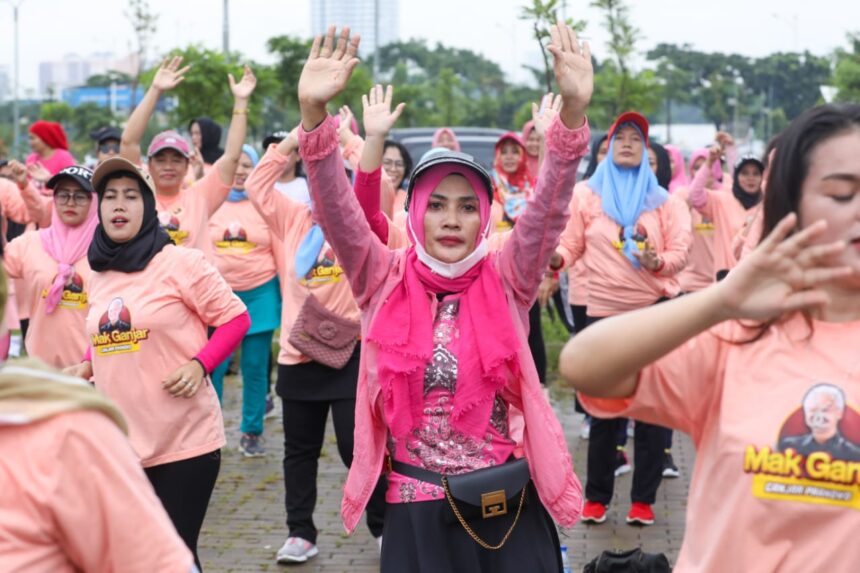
[385,297,516,503]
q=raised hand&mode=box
[27,162,51,184]
[229,64,257,102]
[706,145,721,167]
[338,105,355,145]
[151,56,190,92]
[362,85,405,138]
[531,92,563,138]
[546,20,593,126]
[7,159,28,185]
[298,26,361,125]
[716,213,854,321]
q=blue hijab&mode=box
[588,123,668,268]
[227,144,260,202]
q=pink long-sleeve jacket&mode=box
[298,113,589,533]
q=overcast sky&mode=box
[0,0,854,95]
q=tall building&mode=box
[38,53,138,99]
[311,0,399,58]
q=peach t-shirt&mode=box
[580,315,860,572]
[208,199,278,292]
[0,409,193,573]
[245,145,364,365]
[155,162,230,258]
[86,245,245,467]
[4,231,91,368]
[693,187,754,274]
[557,184,692,317]
[565,182,592,307]
[674,186,717,292]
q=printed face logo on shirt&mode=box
[40,269,87,309]
[158,209,189,245]
[91,297,150,356]
[215,220,256,254]
[300,241,344,287]
[743,382,860,509]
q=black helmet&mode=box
[405,150,493,212]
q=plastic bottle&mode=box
[561,544,572,573]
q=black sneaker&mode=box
[239,433,266,457]
[662,452,680,478]
[264,394,277,420]
[614,449,631,477]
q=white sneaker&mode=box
[276,537,319,563]
[376,535,383,555]
[579,419,591,440]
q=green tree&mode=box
[125,0,159,107]
[519,0,584,93]
[266,35,314,126]
[834,32,860,103]
[85,71,134,87]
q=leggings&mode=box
[211,330,273,435]
[145,450,221,571]
[527,302,547,385]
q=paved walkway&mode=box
[201,378,692,572]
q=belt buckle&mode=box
[384,455,393,474]
[481,490,508,519]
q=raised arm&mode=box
[120,57,189,166]
[688,145,721,216]
[215,65,257,188]
[244,131,307,239]
[531,92,562,174]
[297,26,393,306]
[4,160,51,225]
[559,215,852,397]
[499,20,592,305]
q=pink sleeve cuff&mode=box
[545,115,591,160]
[194,311,251,374]
[299,115,339,162]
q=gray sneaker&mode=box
[276,537,319,563]
[238,433,266,457]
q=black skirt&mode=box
[275,344,360,401]
[380,482,562,573]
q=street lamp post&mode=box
[9,0,26,158]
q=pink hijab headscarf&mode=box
[367,163,521,440]
[431,128,461,152]
[39,171,98,314]
[664,144,688,193]
[689,148,724,186]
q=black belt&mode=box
[390,459,447,486]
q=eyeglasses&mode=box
[98,142,120,154]
[382,159,405,169]
[54,191,92,206]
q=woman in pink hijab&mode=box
[431,127,460,151]
[521,120,540,180]
[664,144,688,193]
[4,166,98,368]
[295,23,592,571]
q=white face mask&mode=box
[408,216,491,279]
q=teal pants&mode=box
[211,330,273,436]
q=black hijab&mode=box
[583,134,608,179]
[88,171,172,273]
[732,155,764,210]
[649,142,673,189]
[189,117,224,164]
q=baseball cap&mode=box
[406,150,493,211]
[92,157,157,196]
[90,126,122,144]
[607,111,650,145]
[46,165,94,193]
[262,130,290,150]
[146,130,191,158]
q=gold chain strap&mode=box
[441,477,527,550]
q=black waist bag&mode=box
[584,548,672,573]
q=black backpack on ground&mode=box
[583,548,672,573]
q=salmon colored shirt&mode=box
[565,182,592,306]
[4,231,91,367]
[0,409,193,573]
[688,165,756,274]
[208,199,278,292]
[556,185,692,317]
[86,245,245,467]
[580,315,860,573]
[674,185,718,292]
[155,161,231,258]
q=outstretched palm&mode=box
[229,64,257,100]
[547,21,593,111]
[298,26,361,106]
[152,56,190,92]
[362,84,405,138]
[531,92,563,138]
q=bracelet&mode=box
[544,270,559,280]
[548,255,565,272]
[232,108,248,115]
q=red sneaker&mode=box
[626,502,655,525]
[581,501,608,524]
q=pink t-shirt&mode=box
[155,162,230,258]
[566,182,592,307]
[86,245,245,467]
[0,409,193,573]
[674,186,717,292]
[693,188,754,274]
[208,199,278,292]
[386,297,516,503]
[4,232,91,368]
[557,184,692,317]
[580,315,860,572]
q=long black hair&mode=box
[583,134,608,180]
[649,141,673,189]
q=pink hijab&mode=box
[521,120,540,181]
[367,164,521,439]
[689,148,724,185]
[39,173,98,314]
[431,128,461,152]
[664,144,688,193]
